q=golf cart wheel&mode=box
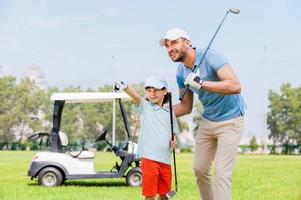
[126,167,142,187]
[38,167,63,187]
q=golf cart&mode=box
[27,92,142,187]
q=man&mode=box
[159,28,246,200]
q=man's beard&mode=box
[172,51,186,62]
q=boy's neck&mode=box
[156,101,164,107]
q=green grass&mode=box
[0,151,300,200]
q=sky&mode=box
[1,0,301,142]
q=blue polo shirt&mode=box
[136,99,179,165]
[176,48,246,121]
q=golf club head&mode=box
[229,8,240,14]
[166,190,176,199]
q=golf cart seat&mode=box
[59,131,95,159]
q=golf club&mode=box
[179,8,240,101]
[166,92,178,199]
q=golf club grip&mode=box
[179,85,189,101]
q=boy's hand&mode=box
[114,81,128,92]
[170,136,178,149]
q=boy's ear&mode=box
[163,89,168,95]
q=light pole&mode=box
[263,45,268,154]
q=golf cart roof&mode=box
[50,92,131,103]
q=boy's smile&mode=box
[145,87,167,106]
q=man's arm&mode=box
[201,64,241,94]
[185,64,241,94]
[173,88,193,117]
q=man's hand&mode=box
[114,81,128,92]
[170,136,178,150]
[184,72,203,90]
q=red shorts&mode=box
[141,157,171,196]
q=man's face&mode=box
[164,38,190,62]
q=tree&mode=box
[0,77,48,148]
[267,83,301,154]
[0,77,191,149]
[59,86,84,142]
[192,101,204,136]
[41,86,59,131]
[249,135,258,152]
[0,76,18,148]
[176,117,189,133]
[13,78,46,142]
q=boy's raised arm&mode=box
[114,81,142,105]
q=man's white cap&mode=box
[144,76,168,89]
[159,28,190,46]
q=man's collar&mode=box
[193,47,200,66]
[184,47,197,69]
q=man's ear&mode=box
[184,39,191,47]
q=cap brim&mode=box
[159,36,184,47]
[144,84,164,89]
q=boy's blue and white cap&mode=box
[144,76,168,89]
[159,28,190,46]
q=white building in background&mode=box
[24,63,47,89]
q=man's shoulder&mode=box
[176,63,185,75]
[177,62,185,68]
[204,49,225,59]
[197,48,219,57]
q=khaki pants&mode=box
[193,116,244,200]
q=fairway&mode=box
[0,151,300,200]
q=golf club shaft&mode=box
[172,148,178,191]
[118,99,132,140]
[168,92,178,191]
[179,8,237,101]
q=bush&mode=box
[105,146,112,152]
[20,143,28,151]
[94,143,107,151]
[268,144,278,155]
[30,142,39,150]
[10,142,19,150]
[0,143,8,150]
[180,147,192,153]
[281,143,298,155]
[239,145,250,154]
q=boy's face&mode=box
[145,87,167,106]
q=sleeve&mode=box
[135,98,146,114]
[176,65,185,89]
[206,49,229,72]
